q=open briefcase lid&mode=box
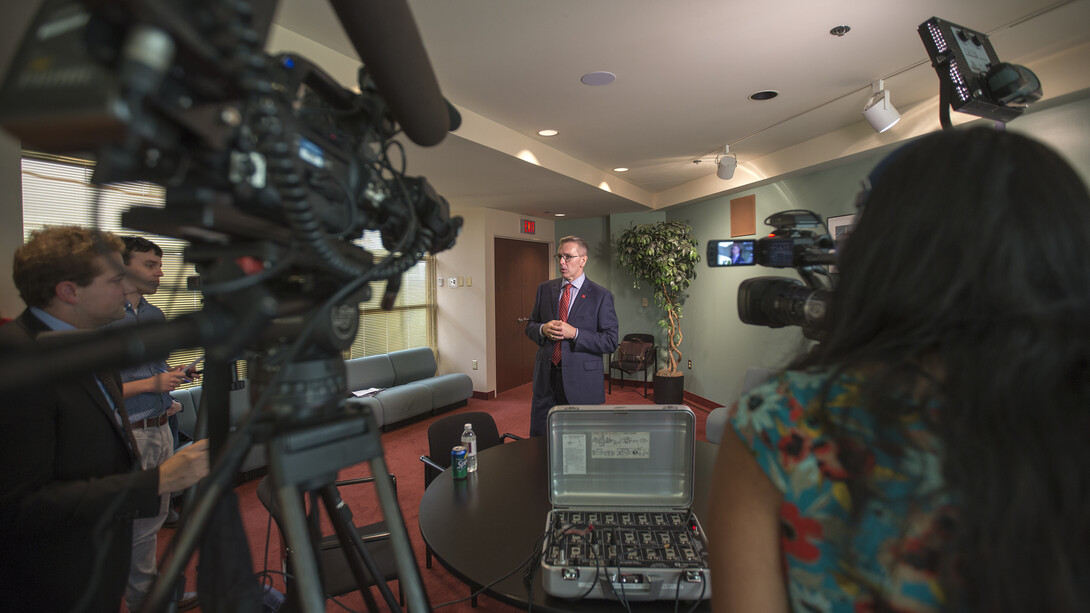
[545,405,696,510]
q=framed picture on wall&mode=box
[827,214,856,272]
[827,214,855,245]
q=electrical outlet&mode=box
[688,359,692,369]
[641,297,648,307]
[472,360,478,370]
[438,275,444,288]
[448,277,457,288]
[465,276,472,287]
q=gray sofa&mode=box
[345,347,473,431]
[168,347,472,481]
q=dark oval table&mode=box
[418,435,717,612]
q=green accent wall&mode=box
[553,91,1090,408]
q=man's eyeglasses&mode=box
[553,254,585,262]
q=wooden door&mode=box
[494,238,550,394]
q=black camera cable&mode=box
[607,526,634,613]
[432,529,550,609]
[567,525,602,602]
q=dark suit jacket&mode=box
[526,277,619,436]
[0,310,160,612]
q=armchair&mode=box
[608,333,657,397]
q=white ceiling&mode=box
[265,0,1090,219]
[4,1,1089,221]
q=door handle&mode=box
[517,317,529,322]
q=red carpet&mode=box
[154,381,711,612]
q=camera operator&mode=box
[707,128,1090,613]
[0,226,210,612]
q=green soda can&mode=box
[451,445,468,479]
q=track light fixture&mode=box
[716,145,737,180]
[862,79,901,133]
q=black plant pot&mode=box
[652,373,685,405]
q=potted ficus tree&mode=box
[615,220,700,404]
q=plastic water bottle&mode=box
[461,423,477,473]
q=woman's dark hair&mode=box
[804,128,1090,612]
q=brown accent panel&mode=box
[730,194,756,237]
[494,238,550,394]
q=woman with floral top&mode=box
[707,128,1090,613]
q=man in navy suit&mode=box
[526,236,619,437]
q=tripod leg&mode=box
[274,481,327,613]
[139,418,256,613]
[369,456,432,613]
[320,485,398,612]
[298,492,382,613]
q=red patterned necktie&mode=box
[552,282,572,365]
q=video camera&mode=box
[751,210,836,269]
[734,210,837,341]
[0,0,462,335]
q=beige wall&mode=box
[0,131,23,318]
[436,209,555,395]
[0,2,36,318]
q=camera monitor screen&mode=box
[707,239,756,267]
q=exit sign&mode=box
[521,219,536,234]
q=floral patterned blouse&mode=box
[729,367,953,613]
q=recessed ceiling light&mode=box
[581,71,616,86]
[613,167,629,172]
[538,129,558,137]
[554,213,566,217]
[749,90,779,101]
[829,25,851,37]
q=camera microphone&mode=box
[329,0,451,147]
[446,99,463,132]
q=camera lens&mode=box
[738,277,831,336]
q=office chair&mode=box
[255,475,402,611]
[418,411,520,570]
[609,333,657,397]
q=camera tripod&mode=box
[141,349,431,613]
[106,247,435,613]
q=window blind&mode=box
[350,231,437,358]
